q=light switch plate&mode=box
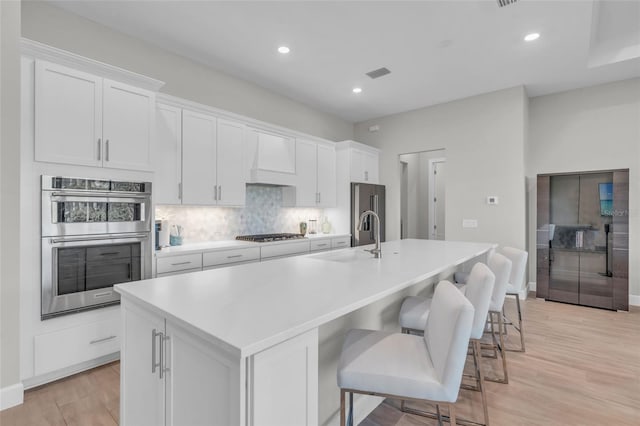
[462,219,478,228]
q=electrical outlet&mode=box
[487,196,499,205]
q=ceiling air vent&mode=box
[497,0,518,7]
[366,67,391,79]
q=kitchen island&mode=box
[115,239,494,426]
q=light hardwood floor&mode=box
[2,296,640,426]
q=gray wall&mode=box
[1,0,22,391]
[21,1,354,142]
[527,78,640,296]
[355,86,528,251]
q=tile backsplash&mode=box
[155,185,325,242]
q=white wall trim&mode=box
[157,92,339,146]
[528,281,536,293]
[21,38,165,91]
[0,383,24,411]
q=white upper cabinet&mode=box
[177,109,246,207]
[284,139,336,207]
[350,148,380,183]
[216,119,246,206]
[102,79,154,171]
[341,141,379,184]
[182,110,218,205]
[155,104,182,205]
[293,139,318,207]
[34,60,155,171]
[35,61,102,167]
[316,143,337,207]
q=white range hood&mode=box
[246,128,297,186]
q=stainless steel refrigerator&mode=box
[351,182,385,247]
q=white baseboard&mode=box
[324,393,384,426]
[22,352,119,390]
[528,281,536,293]
[0,382,24,411]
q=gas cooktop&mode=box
[236,233,306,242]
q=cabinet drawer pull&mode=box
[94,291,112,298]
[100,252,120,256]
[90,335,116,345]
[227,254,243,259]
[336,241,347,245]
[317,243,328,247]
[171,261,192,266]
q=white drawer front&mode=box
[203,247,260,268]
[310,239,331,252]
[157,253,203,274]
[331,236,351,249]
[157,268,202,278]
[260,241,310,259]
[34,317,120,375]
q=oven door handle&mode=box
[50,191,150,199]
[50,233,149,244]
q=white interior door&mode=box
[431,160,446,240]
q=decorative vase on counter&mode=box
[322,217,331,234]
[299,221,307,236]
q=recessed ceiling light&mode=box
[352,87,362,94]
[278,46,290,54]
[524,33,540,42]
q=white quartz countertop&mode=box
[116,239,494,357]
[154,234,350,257]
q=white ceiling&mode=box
[48,0,640,123]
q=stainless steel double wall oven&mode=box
[41,176,152,319]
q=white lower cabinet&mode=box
[120,299,318,426]
[34,317,120,376]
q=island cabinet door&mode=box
[120,300,165,426]
[248,328,319,426]
[164,320,242,426]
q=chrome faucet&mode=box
[358,210,382,258]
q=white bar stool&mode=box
[481,253,512,384]
[337,281,474,426]
[499,247,529,352]
[398,263,496,425]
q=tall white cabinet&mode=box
[35,60,155,171]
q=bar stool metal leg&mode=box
[485,311,509,384]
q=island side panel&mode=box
[248,328,319,426]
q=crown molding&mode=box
[21,38,165,92]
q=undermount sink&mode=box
[311,249,378,263]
